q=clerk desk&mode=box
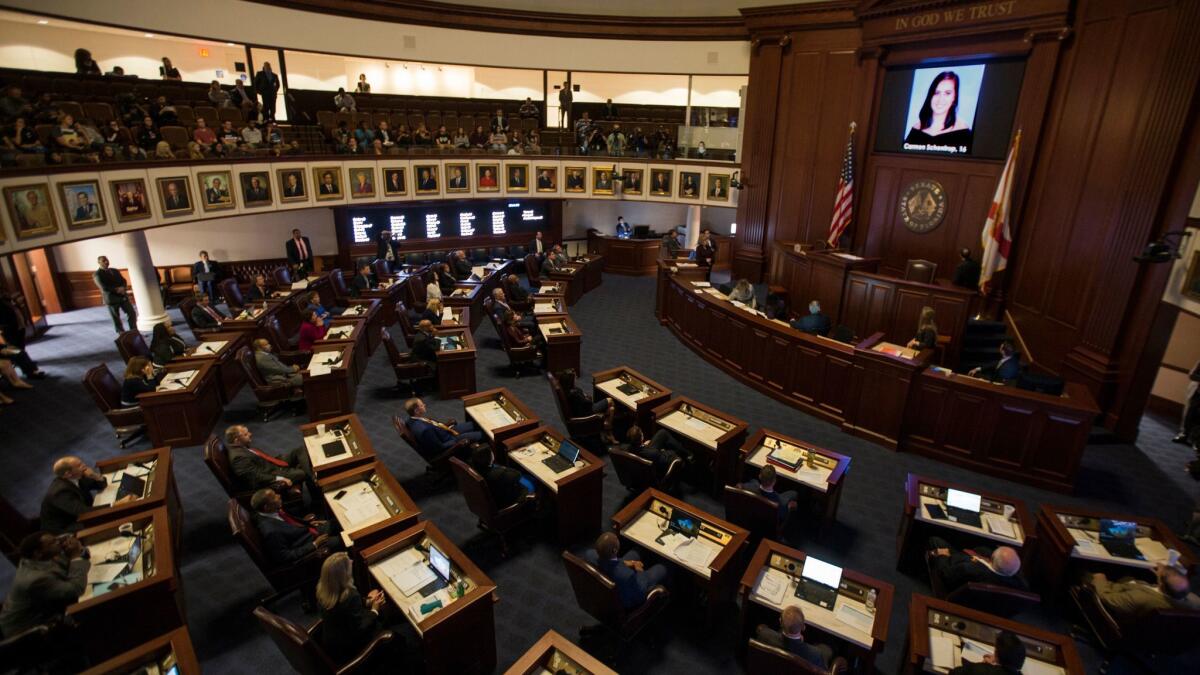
[587,233,663,275]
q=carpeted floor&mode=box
[1,272,1197,674]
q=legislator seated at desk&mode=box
[927,537,1027,595]
[0,531,90,641]
[410,320,440,370]
[1081,564,1200,628]
[450,250,473,280]
[560,369,616,444]
[189,294,227,330]
[120,357,165,407]
[946,629,1026,675]
[791,300,832,337]
[298,310,329,352]
[149,321,187,366]
[404,397,483,459]
[726,278,758,308]
[471,445,536,510]
[907,306,939,351]
[967,341,1020,384]
[253,338,303,392]
[621,426,687,490]
[899,476,1031,575]
[755,605,835,671]
[583,532,670,611]
[743,465,800,526]
[315,552,415,667]
[251,488,337,566]
[349,261,377,299]
[504,274,530,303]
[39,455,125,534]
[225,424,314,496]
[246,274,274,302]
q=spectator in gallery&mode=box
[253,62,280,121]
[153,141,175,160]
[434,125,452,149]
[334,88,356,113]
[524,130,541,154]
[186,141,205,160]
[353,120,374,148]
[601,98,619,120]
[412,123,432,146]
[395,124,412,147]
[246,101,266,126]
[574,111,592,137]
[160,57,181,80]
[607,124,627,157]
[368,138,385,156]
[0,86,30,124]
[51,114,85,153]
[469,124,489,149]
[490,108,509,133]
[192,117,217,152]
[630,127,648,157]
[586,127,606,154]
[355,73,371,93]
[125,144,147,161]
[232,141,255,158]
[507,131,524,155]
[104,65,128,77]
[208,80,232,108]
[519,97,538,119]
[101,119,123,145]
[241,120,263,147]
[375,120,395,148]
[695,140,707,159]
[150,95,178,125]
[136,116,160,151]
[218,120,241,147]
[331,120,351,152]
[452,127,470,149]
[4,118,44,155]
[32,93,59,125]
[264,122,283,146]
[488,128,508,153]
[230,79,256,111]
[558,80,572,127]
[74,48,101,76]
[343,137,361,155]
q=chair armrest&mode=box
[337,630,395,675]
[277,351,309,367]
[570,411,605,426]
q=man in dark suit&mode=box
[410,320,441,375]
[350,261,375,298]
[448,167,467,189]
[469,445,533,509]
[286,228,314,276]
[530,231,546,260]
[566,170,584,190]
[93,255,137,333]
[253,62,280,121]
[318,171,339,195]
[205,177,229,205]
[451,250,473,280]
[949,630,1025,674]
[505,274,530,303]
[243,175,269,202]
[791,300,832,337]
[39,456,114,534]
[250,489,333,566]
[282,171,304,198]
[224,424,312,493]
[583,532,668,610]
[403,397,483,459]
[969,341,1021,384]
[742,465,799,526]
[385,171,404,194]
[190,293,227,329]
[192,250,220,302]
[0,531,90,638]
[375,230,397,270]
[162,180,189,211]
[621,426,686,488]
[754,605,834,671]
[537,170,554,190]
[417,169,437,192]
[953,247,982,290]
[927,537,1026,593]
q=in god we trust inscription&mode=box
[900,180,947,234]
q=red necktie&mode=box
[251,448,289,468]
[278,510,317,535]
[296,238,308,260]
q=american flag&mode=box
[827,123,856,248]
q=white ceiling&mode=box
[435,0,816,18]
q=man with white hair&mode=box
[927,536,1027,592]
[39,456,126,534]
[791,299,832,337]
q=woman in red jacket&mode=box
[297,310,328,352]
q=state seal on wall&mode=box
[899,179,946,234]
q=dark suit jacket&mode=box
[979,356,1021,383]
[566,387,597,419]
[480,463,526,509]
[583,550,651,610]
[286,236,314,266]
[792,312,831,337]
[408,418,460,457]
[930,546,1028,594]
[376,238,396,262]
[191,304,226,329]
[508,284,530,302]
[350,274,371,298]
[192,260,220,281]
[953,258,982,289]
[452,258,473,280]
[411,331,439,364]
[39,475,106,534]
[227,443,303,491]
[92,268,128,305]
[319,590,382,662]
[755,625,829,670]
[255,513,315,565]
[0,555,90,637]
[247,284,272,302]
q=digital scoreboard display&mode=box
[348,200,548,244]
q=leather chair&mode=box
[220,277,246,311]
[509,244,527,260]
[746,639,847,674]
[236,346,299,421]
[724,485,783,545]
[403,276,426,313]
[114,330,150,363]
[904,259,938,284]
[404,252,425,266]
[524,254,542,289]
[924,554,1039,617]
[372,259,390,282]
[502,276,533,313]
[546,372,605,442]
[395,302,417,347]
[470,248,489,263]
[497,317,540,378]
[0,623,54,674]
[448,457,536,556]
[609,448,659,494]
[82,364,146,448]
[253,605,394,675]
[561,550,669,642]
[381,328,433,394]
[489,246,508,260]
[178,296,221,341]
[265,317,307,363]
[1069,582,1200,671]
[272,265,293,287]
[328,269,351,306]
[204,433,253,503]
[228,498,322,605]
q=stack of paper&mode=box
[673,537,719,569]
[835,603,875,634]
[754,568,789,605]
[196,340,228,355]
[1135,538,1170,562]
[984,513,1017,539]
[930,634,959,671]
[441,307,454,321]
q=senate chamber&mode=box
[0,1,1199,674]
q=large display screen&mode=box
[874,58,1025,159]
[346,199,549,244]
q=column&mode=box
[685,205,701,249]
[122,231,168,331]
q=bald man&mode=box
[39,457,112,534]
[583,532,669,610]
[927,536,1027,592]
[410,319,440,367]
[1088,564,1200,626]
[755,605,834,670]
[253,338,302,391]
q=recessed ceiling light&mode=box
[36,20,48,25]
[226,42,235,46]
[144,33,155,38]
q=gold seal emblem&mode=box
[899,180,947,234]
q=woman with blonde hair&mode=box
[422,296,444,325]
[186,141,205,160]
[726,278,757,309]
[907,306,938,350]
[153,140,175,159]
[316,552,387,662]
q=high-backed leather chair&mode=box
[82,364,145,448]
[405,252,425,267]
[253,605,394,675]
[272,265,293,287]
[228,498,322,605]
[925,555,1039,617]
[746,639,846,674]
[404,275,426,313]
[470,248,489,263]
[220,277,246,311]
[206,432,303,507]
[395,302,417,347]
[448,457,535,556]
[236,346,298,421]
[523,254,542,289]
[265,317,306,361]
[1069,582,1200,671]
[391,414,462,476]
[723,485,783,545]
[328,269,351,306]
[561,550,669,642]
[496,318,540,377]
[546,372,605,441]
[489,246,508,260]
[178,296,221,341]
[0,623,54,674]
[502,276,533,312]
[381,328,433,395]
[509,244,527,260]
[904,259,938,284]
[114,330,150,363]
[372,259,390,282]
[609,449,660,495]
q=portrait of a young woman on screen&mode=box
[904,70,974,152]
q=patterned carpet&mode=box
[1,272,1197,674]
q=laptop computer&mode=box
[1098,519,1143,560]
[945,489,983,528]
[417,544,453,597]
[116,473,147,501]
[794,556,842,609]
[669,511,699,538]
[542,440,581,473]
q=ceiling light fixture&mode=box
[36,20,48,25]
[144,33,155,38]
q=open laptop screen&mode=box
[801,556,843,589]
[429,544,451,581]
[946,489,981,513]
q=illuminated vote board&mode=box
[347,200,549,244]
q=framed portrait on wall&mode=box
[197,170,235,211]
[347,167,376,199]
[382,168,408,196]
[414,164,440,194]
[506,164,529,192]
[445,163,470,193]
[564,166,586,193]
[4,183,59,239]
[476,163,500,192]
[109,178,152,223]
[313,166,343,200]
[622,169,644,195]
[535,166,558,192]
[1184,251,1200,302]
[155,176,194,217]
[239,171,272,207]
[678,171,701,199]
[706,173,731,202]
[591,167,614,195]
[649,169,673,196]
[58,180,106,229]
[277,169,307,202]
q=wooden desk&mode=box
[80,448,182,542]
[71,508,183,663]
[433,327,477,399]
[652,396,748,493]
[362,277,408,326]
[548,263,584,306]
[531,293,567,316]
[740,540,893,671]
[842,333,931,450]
[589,233,660,275]
[768,244,881,328]
[841,270,975,368]
[574,253,604,291]
[503,629,616,675]
[655,259,709,322]
[592,365,672,435]
[903,369,1099,493]
[536,313,582,375]
[299,413,376,478]
[362,521,498,674]
[1034,505,1196,590]
[80,626,200,675]
[612,488,749,617]
[896,474,1034,574]
[318,318,368,383]
[444,282,485,332]
[501,426,604,544]
[173,330,249,404]
[903,594,1085,674]
[318,460,420,550]
[302,344,357,422]
[739,429,850,536]
[220,299,283,336]
[337,300,383,356]
[433,304,469,331]
[463,387,540,445]
[138,361,223,448]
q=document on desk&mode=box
[88,562,129,585]
[291,280,309,290]
[1135,537,1169,562]
[93,479,122,507]
[929,633,960,671]
[394,563,437,597]
[673,537,718,569]
[835,602,875,634]
[753,568,789,606]
[441,307,454,321]
[984,513,1018,539]
[960,638,993,663]
[196,340,228,355]
[691,281,712,288]
[157,369,198,391]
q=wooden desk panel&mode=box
[739,430,850,535]
[318,460,421,550]
[592,365,672,435]
[548,265,583,306]
[503,629,616,675]
[300,413,377,478]
[335,302,382,356]
[435,327,477,399]
[302,344,357,422]
[575,254,604,291]
[589,234,661,275]
[463,387,539,444]
[501,426,604,544]
[651,396,748,494]
[174,330,249,404]
[842,333,931,450]
[536,313,581,375]
[80,448,182,542]
[443,282,485,332]
[138,361,223,448]
[80,626,200,675]
[841,271,975,367]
